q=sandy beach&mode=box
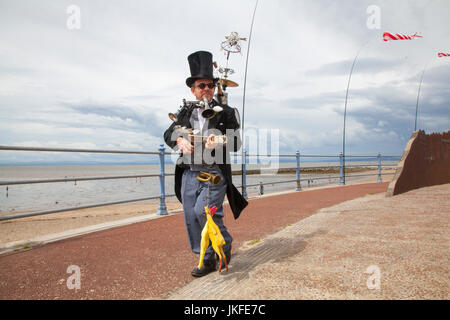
[0,169,394,245]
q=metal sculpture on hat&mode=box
[221,31,247,53]
[168,32,247,146]
[214,31,247,105]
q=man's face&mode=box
[191,79,216,101]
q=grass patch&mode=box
[13,245,32,252]
[246,239,261,246]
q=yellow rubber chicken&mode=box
[198,205,229,273]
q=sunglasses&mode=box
[194,83,215,89]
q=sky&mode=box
[0,0,449,165]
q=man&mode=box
[164,51,248,277]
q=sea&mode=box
[0,160,397,214]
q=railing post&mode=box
[296,151,301,191]
[377,153,382,182]
[157,144,168,215]
[242,149,248,200]
[339,152,344,185]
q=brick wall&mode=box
[386,130,450,196]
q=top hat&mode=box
[186,51,217,87]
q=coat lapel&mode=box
[207,99,223,130]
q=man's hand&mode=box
[176,137,194,154]
[205,134,219,150]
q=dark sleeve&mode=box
[164,122,179,151]
[164,105,192,151]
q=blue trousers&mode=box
[181,169,233,262]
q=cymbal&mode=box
[219,79,239,87]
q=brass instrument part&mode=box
[188,134,227,144]
[196,171,221,186]
[219,79,239,88]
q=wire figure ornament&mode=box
[214,31,247,105]
[221,32,247,54]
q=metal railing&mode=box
[238,150,399,198]
[0,145,400,221]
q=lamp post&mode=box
[382,32,425,132]
[414,65,427,131]
[241,0,258,197]
[342,40,370,185]
[415,53,450,131]
[414,56,433,132]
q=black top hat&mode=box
[186,51,217,87]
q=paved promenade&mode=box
[0,182,448,299]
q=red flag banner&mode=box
[438,52,450,57]
[383,32,423,41]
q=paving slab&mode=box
[168,183,449,300]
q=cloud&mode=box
[305,57,402,76]
[0,0,449,165]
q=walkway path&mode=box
[1,182,447,299]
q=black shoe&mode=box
[191,260,216,277]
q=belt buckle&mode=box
[197,171,221,186]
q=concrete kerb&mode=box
[0,209,182,255]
